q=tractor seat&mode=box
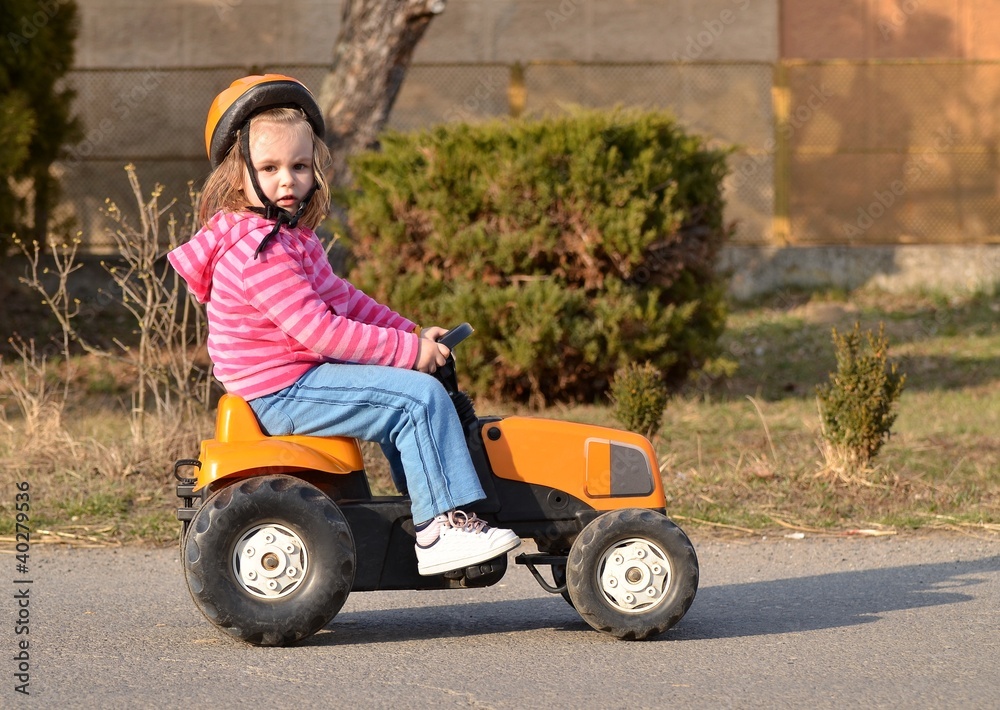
[211,393,364,470]
[215,393,276,442]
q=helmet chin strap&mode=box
[238,123,319,259]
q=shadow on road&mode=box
[669,554,999,640]
[307,554,999,645]
[310,596,586,645]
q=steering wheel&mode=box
[438,322,474,350]
[430,323,472,395]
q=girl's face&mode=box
[243,120,315,213]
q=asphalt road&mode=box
[3,533,998,709]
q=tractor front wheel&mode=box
[183,474,355,646]
[566,509,698,640]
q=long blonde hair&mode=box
[198,107,332,228]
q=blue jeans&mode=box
[248,363,486,524]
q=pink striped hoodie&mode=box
[167,211,419,399]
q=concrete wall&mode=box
[722,243,1000,298]
[74,0,778,67]
[781,0,1000,247]
[74,0,341,68]
[58,0,1000,295]
[782,0,1000,60]
[64,0,779,251]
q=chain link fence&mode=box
[784,60,1000,245]
[55,60,999,252]
[55,62,774,252]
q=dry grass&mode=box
[660,394,997,532]
[660,286,1000,536]
[0,391,212,544]
[0,168,212,546]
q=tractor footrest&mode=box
[515,553,568,595]
[514,553,567,567]
[176,507,197,522]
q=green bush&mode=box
[0,0,81,249]
[0,91,35,235]
[342,109,731,405]
[816,322,905,468]
[610,362,669,438]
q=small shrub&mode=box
[342,108,731,406]
[816,322,905,474]
[610,362,668,438]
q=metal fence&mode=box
[55,60,1000,252]
[780,59,1000,246]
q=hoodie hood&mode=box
[167,211,272,303]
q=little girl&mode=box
[168,74,519,576]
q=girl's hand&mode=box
[413,326,450,373]
[420,326,448,342]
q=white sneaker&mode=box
[415,511,521,576]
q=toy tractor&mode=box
[175,324,698,646]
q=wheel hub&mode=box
[233,524,307,599]
[598,538,671,613]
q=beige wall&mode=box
[781,0,1000,245]
[69,1,1000,249]
[75,0,341,67]
[65,0,780,249]
[416,0,777,63]
[75,0,779,67]
[64,1,1000,292]
[782,0,1000,60]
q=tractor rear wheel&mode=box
[183,474,355,646]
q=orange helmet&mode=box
[204,74,325,168]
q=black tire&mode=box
[183,475,356,646]
[566,509,698,640]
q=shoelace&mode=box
[445,510,490,533]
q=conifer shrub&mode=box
[610,362,669,438]
[0,0,81,248]
[816,322,905,472]
[342,109,731,405]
